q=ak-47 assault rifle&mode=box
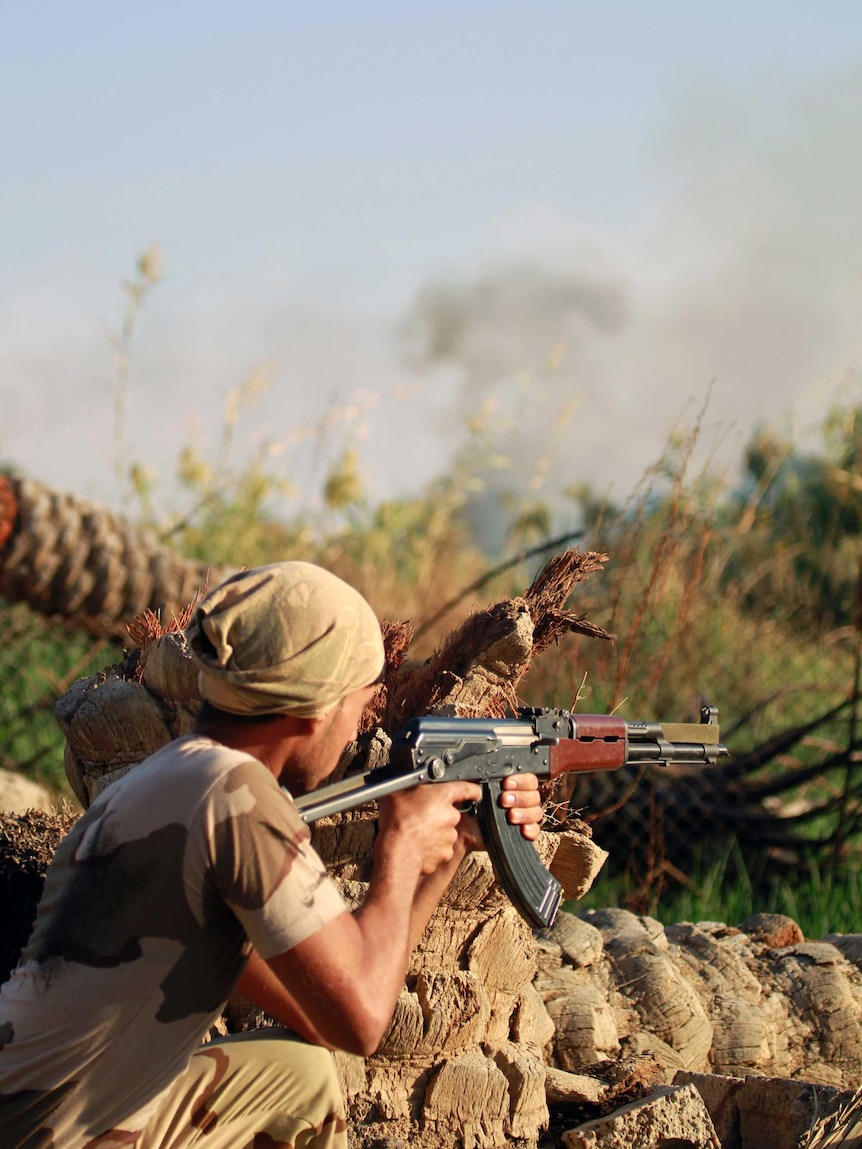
[293,705,729,930]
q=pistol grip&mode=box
[477,779,562,930]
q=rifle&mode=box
[293,704,729,930]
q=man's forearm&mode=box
[352,825,438,973]
[266,780,482,1055]
[236,949,330,1046]
[238,844,469,1052]
[266,828,434,1054]
[351,831,470,998]
[405,840,470,950]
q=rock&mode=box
[535,910,862,1090]
[610,945,713,1073]
[535,933,564,974]
[415,971,490,1054]
[544,912,604,969]
[768,943,862,1085]
[486,1041,549,1139]
[0,769,52,813]
[511,984,556,1050]
[822,933,862,969]
[708,994,774,1077]
[376,990,426,1058]
[544,974,621,1071]
[622,1030,690,1077]
[422,1051,510,1149]
[580,907,668,957]
[441,849,503,914]
[666,922,763,1004]
[363,1064,416,1122]
[548,831,609,903]
[466,907,537,992]
[672,1072,745,1149]
[545,1068,608,1105]
[676,1071,854,1149]
[560,1083,720,1148]
[311,819,378,881]
[739,913,804,949]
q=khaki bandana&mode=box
[185,562,385,717]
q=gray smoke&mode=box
[399,65,862,517]
[2,64,860,518]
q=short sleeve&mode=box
[200,758,347,958]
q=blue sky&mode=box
[2,1,861,512]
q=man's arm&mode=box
[234,949,331,1047]
[402,770,542,951]
[263,774,541,1056]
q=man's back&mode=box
[0,734,345,1148]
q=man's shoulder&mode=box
[96,736,274,823]
[142,734,264,778]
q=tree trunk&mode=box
[0,474,225,638]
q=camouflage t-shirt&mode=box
[0,735,347,1148]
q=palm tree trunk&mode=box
[0,474,224,639]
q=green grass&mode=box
[2,320,861,939]
[0,599,114,794]
[573,840,862,938]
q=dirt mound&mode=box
[0,806,78,983]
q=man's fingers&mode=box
[500,775,539,805]
[498,773,543,839]
[452,781,484,805]
[500,776,542,810]
[502,772,540,788]
[502,803,535,820]
[499,789,540,807]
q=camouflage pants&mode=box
[138,1029,347,1149]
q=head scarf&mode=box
[185,562,384,718]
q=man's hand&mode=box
[378,773,544,868]
[378,779,483,876]
[269,778,486,1055]
[457,772,544,852]
[265,774,545,1056]
[499,772,543,839]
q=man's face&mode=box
[280,682,379,794]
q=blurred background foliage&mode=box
[2,254,861,935]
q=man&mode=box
[0,562,543,1148]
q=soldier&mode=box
[0,561,542,1148]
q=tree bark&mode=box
[0,474,225,638]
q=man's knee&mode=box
[282,1037,342,1111]
[140,1032,347,1148]
[209,1030,344,1114]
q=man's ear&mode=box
[273,712,321,739]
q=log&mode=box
[536,908,862,1092]
[0,474,227,638]
[560,1083,720,1149]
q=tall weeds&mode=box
[3,250,862,929]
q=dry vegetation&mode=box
[1,254,861,934]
